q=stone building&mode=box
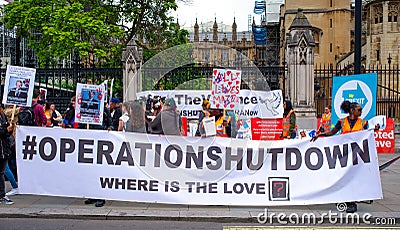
[364,0,399,66]
[279,0,353,66]
[187,18,281,66]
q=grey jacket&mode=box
[150,109,182,136]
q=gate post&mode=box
[122,39,143,101]
[286,9,317,130]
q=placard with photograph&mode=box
[2,65,36,106]
[75,83,105,125]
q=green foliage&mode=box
[2,0,187,64]
[2,0,124,63]
[141,23,190,62]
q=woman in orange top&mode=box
[313,101,369,139]
[281,100,297,139]
[44,102,53,127]
[318,105,332,134]
[312,100,379,213]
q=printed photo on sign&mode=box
[75,83,104,125]
[2,65,36,106]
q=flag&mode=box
[254,1,265,15]
[109,78,114,104]
[253,25,267,45]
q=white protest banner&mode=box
[211,68,241,109]
[2,65,36,106]
[137,90,283,119]
[17,128,382,206]
[75,83,105,125]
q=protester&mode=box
[225,110,237,138]
[196,99,210,136]
[280,100,297,139]
[311,100,380,213]
[31,88,47,127]
[110,98,122,131]
[150,98,182,135]
[3,105,18,179]
[125,100,146,133]
[118,101,131,131]
[44,102,54,127]
[4,163,18,196]
[82,102,112,207]
[62,96,77,129]
[211,109,230,137]
[50,103,62,126]
[0,105,15,205]
[318,105,332,134]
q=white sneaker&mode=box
[6,188,19,196]
[0,196,14,205]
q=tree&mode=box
[2,0,189,64]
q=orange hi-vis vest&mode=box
[341,117,367,134]
[282,110,297,137]
[45,110,52,127]
[321,112,332,133]
[215,115,230,137]
[200,110,210,129]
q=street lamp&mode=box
[387,53,392,65]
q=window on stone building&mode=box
[389,3,399,22]
[330,19,332,28]
[330,43,332,53]
[377,50,380,61]
[389,12,398,22]
[330,0,333,7]
[312,30,320,55]
[374,5,384,24]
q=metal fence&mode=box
[0,64,123,114]
[143,64,283,91]
[314,64,400,121]
[0,61,398,121]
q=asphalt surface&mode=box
[0,135,399,227]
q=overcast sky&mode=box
[175,0,359,31]
[175,0,255,31]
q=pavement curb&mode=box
[0,208,257,223]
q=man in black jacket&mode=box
[109,98,122,131]
[80,103,112,207]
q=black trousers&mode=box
[0,158,8,198]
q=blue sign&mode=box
[331,73,377,127]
